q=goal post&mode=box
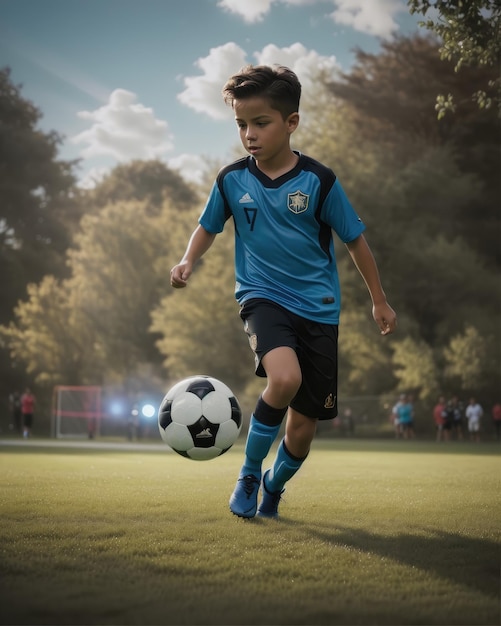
[52,386,102,439]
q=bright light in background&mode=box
[108,400,125,417]
[141,404,156,419]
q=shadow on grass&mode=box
[292,520,500,597]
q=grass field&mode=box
[0,438,499,626]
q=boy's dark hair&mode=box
[222,65,301,119]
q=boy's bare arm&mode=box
[170,225,217,289]
[345,234,397,335]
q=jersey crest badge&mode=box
[288,190,309,214]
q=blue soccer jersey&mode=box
[199,152,365,324]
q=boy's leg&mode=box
[229,398,285,518]
[258,409,317,518]
[229,347,301,519]
[240,399,286,478]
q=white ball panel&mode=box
[161,422,193,451]
[215,420,240,449]
[171,393,203,425]
[201,391,231,424]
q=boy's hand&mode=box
[373,302,397,336]
[170,262,192,289]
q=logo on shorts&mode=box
[249,334,258,351]
[288,190,309,214]
[324,394,336,409]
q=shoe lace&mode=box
[269,490,283,506]
[240,474,260,498]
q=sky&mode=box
[0,0,424,187]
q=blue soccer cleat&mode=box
[229,474,261,518]
[257,470,285,519]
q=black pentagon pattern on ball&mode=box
[185,377,215,400]
[187,415,219,448]
[158,398,173,430]
[229,396,242,428]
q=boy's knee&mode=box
[268,370,302,403]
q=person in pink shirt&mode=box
[433,396,447,442]
[21,387,36,438]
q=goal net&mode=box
[52,386,102,439]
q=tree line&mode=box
[1,29,499,429]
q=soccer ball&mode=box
[158,375,242,460]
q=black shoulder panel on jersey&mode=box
[301,155,337,262]
[300,154,337,205]
[216,157,248,222]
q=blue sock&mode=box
[241,415,281,479]
[265,439,307,493]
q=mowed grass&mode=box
[0,438,499,626]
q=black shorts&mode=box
[240,299,338,420]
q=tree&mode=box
[0,276,99,386]
[392,336,440,401]
[444,325,499,398]
[337,310,396,396]
[408,0,501,116]
[66,197,190,384]
[80,160,200,215]
[0,67,78,324]
[1,174,201,392]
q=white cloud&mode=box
[217,0,405,38]
[177,42,247,120]
[255,43,339,89]
[168,153,211,186]
[217,0,274,23]
[328,0,404,38]
[72,89,173,161]
[217,0,317,23]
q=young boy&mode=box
[170,65,396,519]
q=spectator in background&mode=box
[491,402,501,441]
[390,394,405,439]
[21,388,36,438]
[443,399,455,439]
[465,397,483,443]
[396,394,415,439]
[433,396,448,442]
[450,395,464,441]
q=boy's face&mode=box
[233,96,299,164]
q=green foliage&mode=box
[80,159,200,212]
[337,310,396,394]
[392,336,439,400]
[408,0,501,115]
[67,201,165,378]
[444,325,499,393]
[0,276,98,386]
[0,67,77,323]
[1,166,201,389]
